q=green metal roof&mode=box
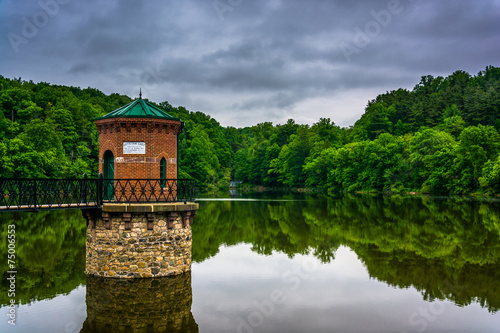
[95,99,180,121]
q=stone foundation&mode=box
[83,203,198,278]
[81,273,198,332]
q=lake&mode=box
[1,193,500,332]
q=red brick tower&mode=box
[94,97,183,180]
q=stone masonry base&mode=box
[83,202,198,278]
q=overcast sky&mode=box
[1,0,499,128]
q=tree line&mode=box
[1,66,500,194]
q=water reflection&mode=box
[1,194,500,319]
[81,272,198,333]
[192,194,500,312]
[0,210,86,307]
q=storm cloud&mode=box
[1,0,499,127]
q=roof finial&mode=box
[139,88,142,99]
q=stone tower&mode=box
[84,98,198,279]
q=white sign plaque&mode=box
[123,142,146,154]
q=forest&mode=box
[1,65,500,195]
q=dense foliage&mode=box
[1,66,500,194]
[0,77,131,178]
[231,66,500,195]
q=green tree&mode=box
[452,125,500,193]
[269,126,310,187]
[480,155,500,194]
[182,124,222,191]
[409,128,457,193]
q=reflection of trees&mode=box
[192,198,342,263]
[329,195,500,312]
[193,194,500,312]
[353,244,500,313]
[1,194,499,312]
[0,210,86,306]
[327,195,500,267]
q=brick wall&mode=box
[95,118,182,179]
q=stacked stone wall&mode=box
[85,209,194,278]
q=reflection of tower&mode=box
[80,273,198,333]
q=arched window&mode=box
[160,157,166,187]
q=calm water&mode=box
[1,194,500,332]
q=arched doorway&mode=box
[160,157,166,187]
[103,150,114,201]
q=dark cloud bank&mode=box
[1,0,499,127]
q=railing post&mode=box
[191,180,196,202]
[81,173,88,204]
[33,179,37,210]
[192,180,196,202]
[176,179,179,202]
[184,179,188,202]
[97,173,103,207]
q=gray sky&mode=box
[1,0,499,128]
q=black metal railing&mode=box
[0,174,196,212]
[101,178,196,204]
